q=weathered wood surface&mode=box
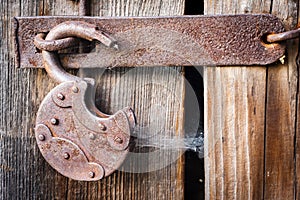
[297,52,300,200]
[264,2,298,200]
[204,0,299,199]
[0,0,185,199]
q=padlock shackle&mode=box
[42,21,118,83]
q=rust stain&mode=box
[28,58,37,67]
[134,48,147,56]
[44,143,51,149]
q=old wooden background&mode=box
[1,0,187,199]
[1,0,300,199]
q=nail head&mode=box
[57,93,65,100]
[50,118,58,125]
[89,171,95,178]
[38,134,45,141]
[72,86,79,93]
[63,152,70,160]
[99,123,106,131]
[114,136,123,144]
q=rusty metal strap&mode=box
[14,14,285,68]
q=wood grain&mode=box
[204,0,299,199]
[297,50,300,199]
[0,0,185,199]
[0,0,69,199]
[204,1,269,199]
[204,67,267,199]
[264,0,298,199]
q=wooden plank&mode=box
[1,0,186,199]
[84,1,186,199]
[297,57,300,199]
[204,0,299,199]
[204,67,267,199]
[204,1,270,199]
[80,67,186,199]
[264,0,298,199]
[0,0,69,199]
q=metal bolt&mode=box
[63,152,70,160]
[89,133,96,140]
[38,134,45,141]
[50,118,58,125]
[99,123,106,131]
[57,93,65,100]
[89,171,95,178]
[114,136,123,144]
[72,86,79,93]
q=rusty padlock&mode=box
[35,21,135,181]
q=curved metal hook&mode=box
[42,21,118,83]
[34,33,78,51]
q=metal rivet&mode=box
[114,136,123,144]
[89,133,96,140]
[63,152,70,160]
[57,93,65,100]
[50,118,58,125]
[38,134,45,141]
[72,86,79,93]
[89,171,95,178]
[99,123,106,131]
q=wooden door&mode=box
[2,0,300,199]
[1,0,193,199]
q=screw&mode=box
[99,123,106,131]
[63,152,70,160]
[89,171,95,178]
[38,134,45,141]
[72,86,79,93]
[50,118,58,125]
[57,93,65,100]
[89,133,96,140]
[114,136,123,144]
